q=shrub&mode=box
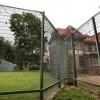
[14,65,20,71]
[29,66,40,70]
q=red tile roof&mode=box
[84,33,100,43]
[57,25,84,37]
[57,27,70,35]
[56,25,100,43]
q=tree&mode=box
[4,40,15,63]
[9,12,47,70]
[13,46,24,70]
[0,37,5,59]
[0,37,15,63]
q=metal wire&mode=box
[0,4,100,100]
[0,4,42,100]
[72,11,100,96]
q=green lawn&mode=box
[51,87,97,100]
[0,71,56,100]
[0,71,40,91]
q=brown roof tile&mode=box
[57,25,84,37]
[84,32,100,43]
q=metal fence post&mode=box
[92,17,100,66]
[71,33,77,86]
[40,11,45,100]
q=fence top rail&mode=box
[0,4,42,14]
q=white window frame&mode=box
[92,57,99,66]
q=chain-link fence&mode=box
[72,12,100,97]
[43,15,68,99]
[0,4,69,100]
[0,4,43,100]
[74,18,100,73]
[0,4,100,100]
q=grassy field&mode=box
[0,71,56,100]
[0,71,40,91]
[51,87,97,100]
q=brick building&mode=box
[57,25,100,74]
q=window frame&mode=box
[92,57,99,66]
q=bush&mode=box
[14,65,20,71]
[29,66,40,70]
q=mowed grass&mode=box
[0,71,56,100]
[0,71,40,91]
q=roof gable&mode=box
[57,25,84,38]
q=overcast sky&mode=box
[0,0,100,29]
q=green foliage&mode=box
[13,46,24,70]
[0,37,5,59]
[0,36,15,63]
[10,12,42,47]
[29,66,40,70]
[4,40,15,63]
[9,12,47,69]
[52,87,96,100]
[13,64,20,71]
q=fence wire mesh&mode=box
[0,4,43,100]
[72,17,100,75]
[43,15,68,99]
[72,12,100,96]
[0,4,68,100]
[0,3,100,100]
[64,34,74,79]
[94,12,100,33]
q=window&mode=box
[74,42,83,50]
[78,42,83,49]
[74,42,76,49]
[79,56,84,67]
[88,44,92,52]
[92,57,99,66]
[94,45,97,52]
